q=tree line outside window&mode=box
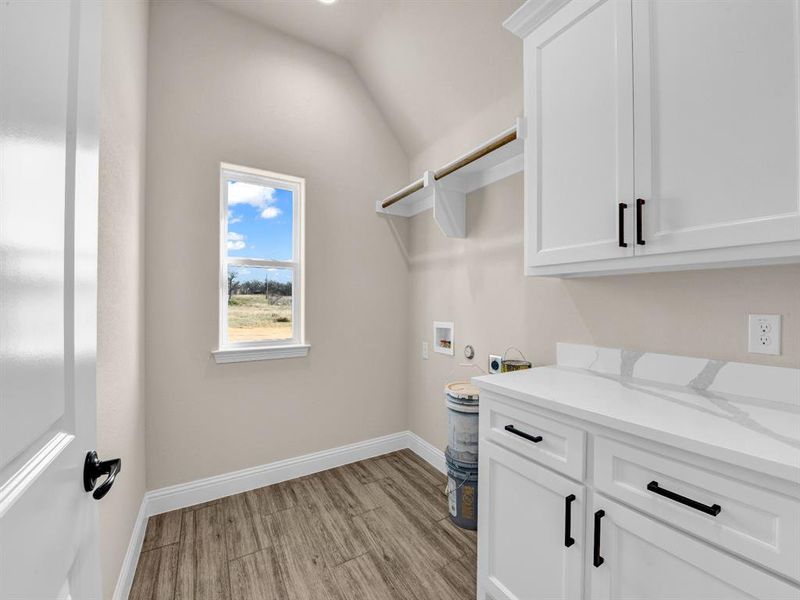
[227,271,292,301]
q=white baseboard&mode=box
[406,431,446,474]
[112,495,149,600]
[113,430,443,599]
[146,431,409,515]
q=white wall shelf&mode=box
[376,118,525,238]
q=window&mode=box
[213,163,307,363]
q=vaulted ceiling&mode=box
[206,0,524,161]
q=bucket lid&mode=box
[445,381,479,401]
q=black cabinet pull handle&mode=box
[504,424,542,444]
[564,494,576,547]
[84,451,122,500]
[636,198,646,245]
[593,509,605,568]
[647,481,721,516]
[618,202,628,248]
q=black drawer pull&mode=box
[564,494,576,548]
[504,424,542,444]
[618,202,628,247]
[636,198,646,245]
[647,481,721,516]
[593,509,605,567]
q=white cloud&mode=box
[227,230,246,250]
[260,206,282,219]
[228,182,276,209]
[228,181,283,220]
[227,210,242,224]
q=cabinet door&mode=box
[589,496,800,600]
[525,0,634,268]
[633,0,800,255]
[478,441,584,600]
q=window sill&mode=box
[212,344,310,364]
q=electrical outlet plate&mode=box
[488,354,502,374]
[422,341,429,360]
[748,314,781,355]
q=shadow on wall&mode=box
[381,214,412,269]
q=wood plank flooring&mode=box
[129,450,477,600]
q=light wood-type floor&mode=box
[129,449,477,600]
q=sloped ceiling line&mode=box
[206,0,524,162]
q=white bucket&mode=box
[445,382,479,463]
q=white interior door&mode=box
[478,442,584,600]
[633,0,800,254]
[589,496,800,600]
[0,1,102,598]
[525,0,635,268]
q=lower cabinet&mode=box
[478,441,585,600]
[477,438,800,600]
[588,496,800,600]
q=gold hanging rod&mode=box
[433,129,518,181]
[380,126,519,210]
[381,178,425,210]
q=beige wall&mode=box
[409,88,522,178]
[407,173,800,451]
[97,0,149,597]
[352,0,523,162]
[144,1,410,490]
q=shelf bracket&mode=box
[375,118,526,235]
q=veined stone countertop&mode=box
[473,343,800,483]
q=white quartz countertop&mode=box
[473,355,800,484]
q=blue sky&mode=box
[227,180,293,260]
[226,180,294,284]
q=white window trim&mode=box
[213,162,308,363]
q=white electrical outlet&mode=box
[488,354,502,374]
[748,314,781,355]
[422,341,429,360]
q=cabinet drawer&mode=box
[594,437,800,582]
[482,397,586,481]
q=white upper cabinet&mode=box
[506,0,800,276]
[524,0,634,266]
[633,0,800,256]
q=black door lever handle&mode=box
[84,451,122,500]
